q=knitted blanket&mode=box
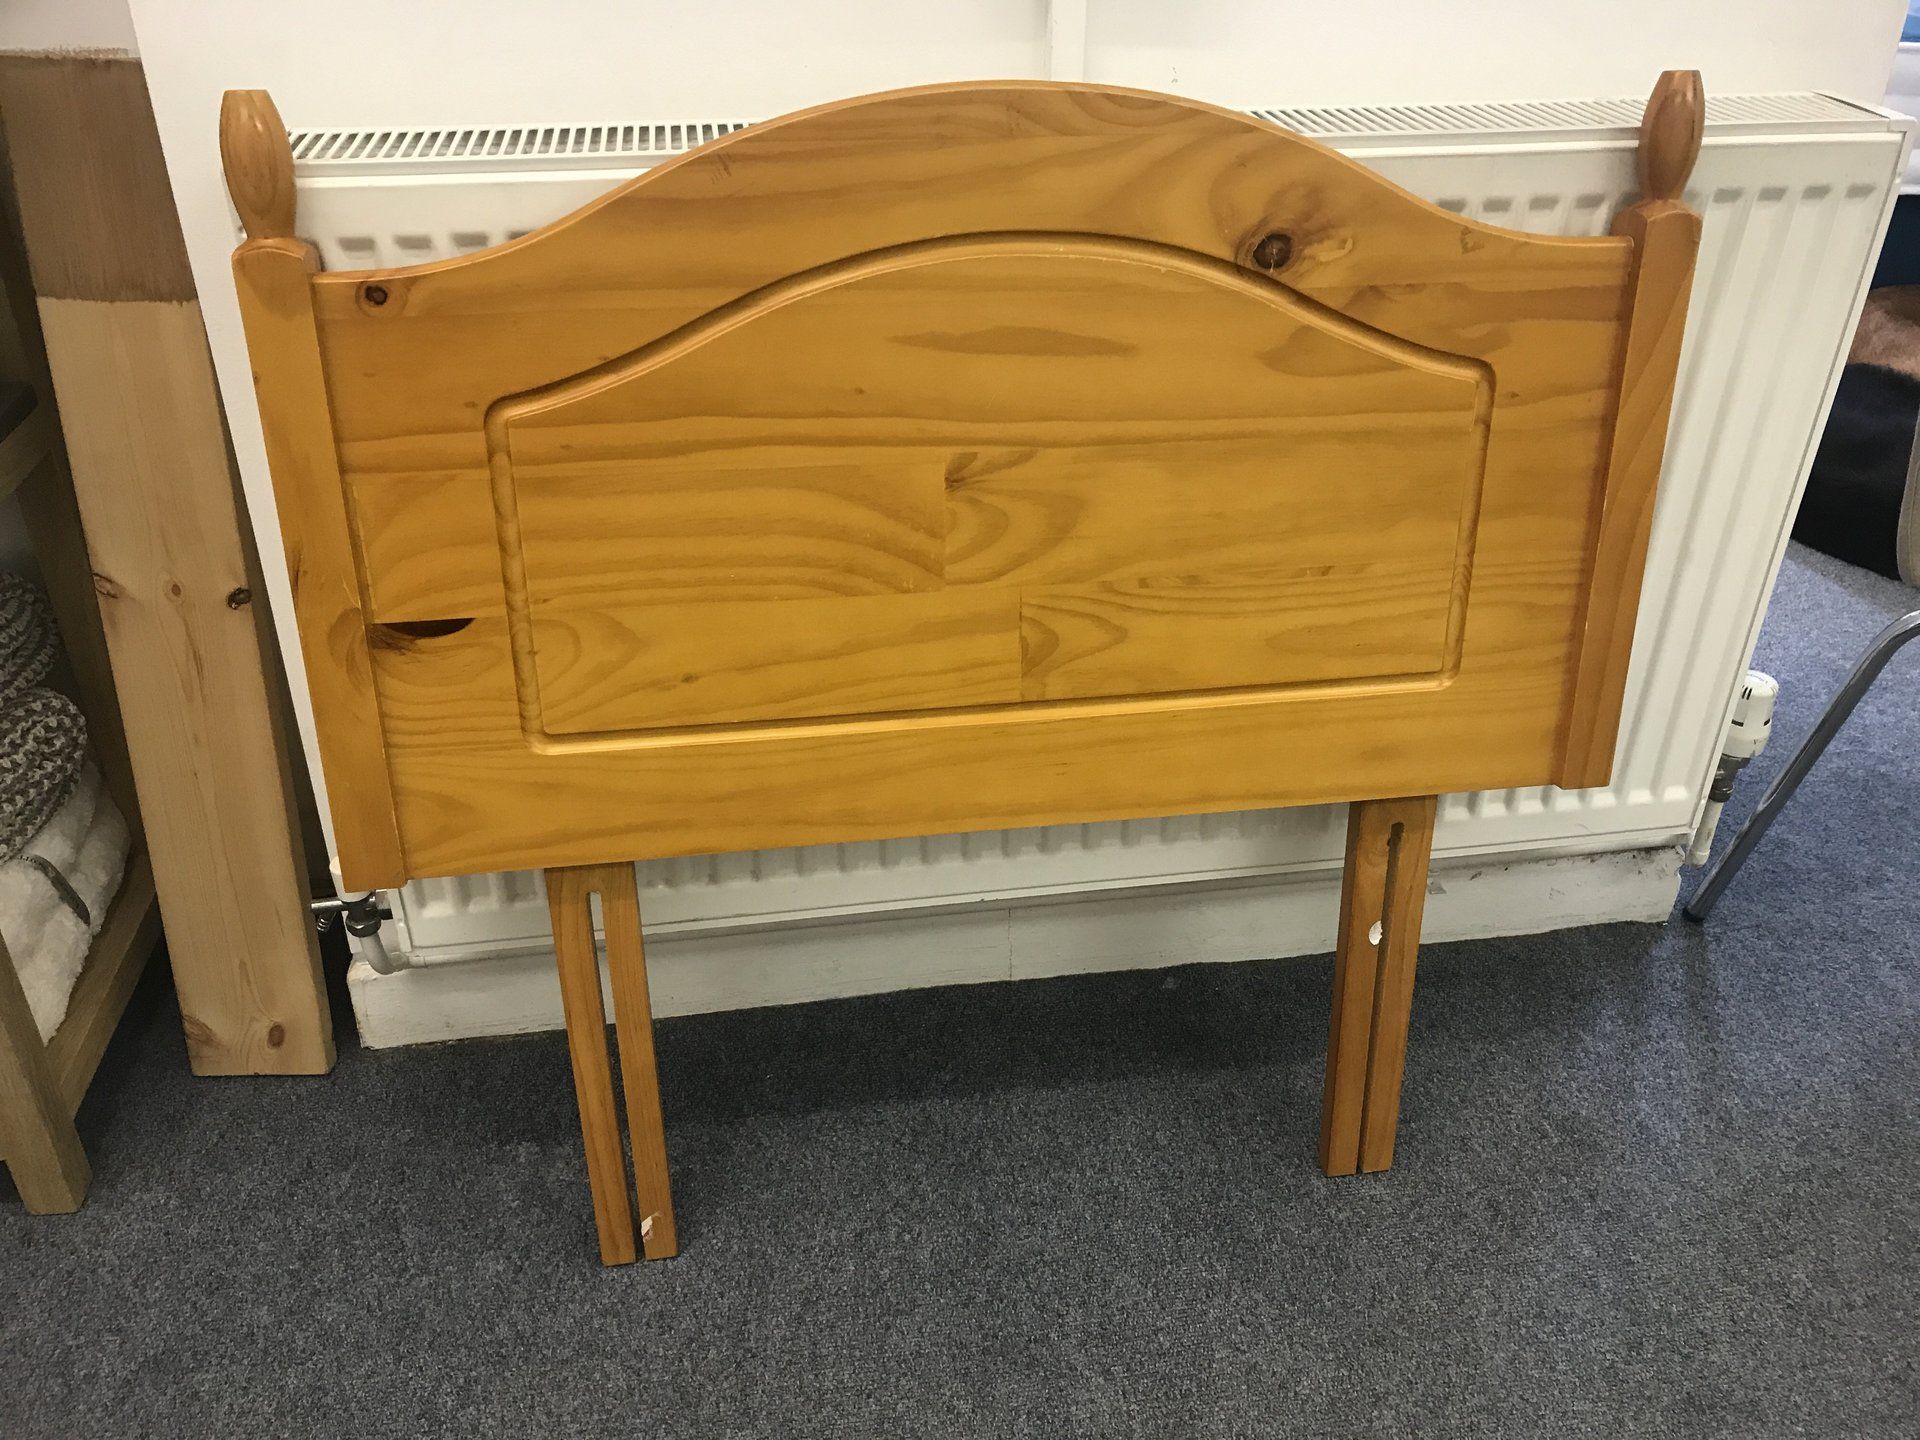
[0,573,86,862]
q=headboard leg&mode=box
[547,864,639,1265]
[595,864,681,1261]
[1319,794,1440,1176]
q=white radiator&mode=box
[284,93,1913,1045]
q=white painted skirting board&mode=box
[350,845,1682,1048]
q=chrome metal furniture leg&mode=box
[1685,609,1920,921]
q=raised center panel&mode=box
[492,238,1492,738]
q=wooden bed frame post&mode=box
[1319,795,1439,1176]
[546,864,678,1265]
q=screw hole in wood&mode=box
[1250,232,1293,271]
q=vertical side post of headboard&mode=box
[1558,70,1705,788]
[222,90,406,889]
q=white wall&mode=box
[0,0,138,54]
[1088,1,1906,105]
[111,0,1907,860]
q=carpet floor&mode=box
[3,541,1917,1439]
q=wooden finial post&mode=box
[1637,69,1704,204]
[220,89,296,241]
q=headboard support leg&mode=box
[1319,794,1440,1177]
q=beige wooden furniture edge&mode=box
[224,74,1702,1264]
[0,52,332,1078]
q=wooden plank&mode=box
[1357,794,1438,1172]
[363,431,1479,627]
[941,436,1473,591]
[1018,562,1456,702]
[1558,71,1704,787]
[232,238,406,886]
[1319,794,1437,1176]
[510,460,951,610]
[47,852,161,1115]
[1556,199,1702,786]
[2,58,335,1074]
[37,298,334,1074]
[0,926,89,1213]
[595,863,679,1260]
[370,607,1568,873]
[361,538,1581,876]
[545,865,638,1266]
[535,591,1022,733]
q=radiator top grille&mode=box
[288,92,1898,177]
[290,119,752,170]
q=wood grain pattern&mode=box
[1018,563,1455,702]
[595,863,679,1260]
[223,79,1695,878]
[39,298,336,1073]
[371,615,1567,873]
[1357,795,1438,1172]
[509,456,948,612]
[940,439,1468,591]
[1319,794,1438,1177]
[546,864,637,1266]
[3,51,331,1078]
[479,239,1488,736]
[1556,200,1702,786]
[536,592,1023,734]
[233,241,406,889]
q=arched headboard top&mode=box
[230,80,1635,298]
[225,75,1703,888]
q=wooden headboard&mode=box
[223,79,1702,892]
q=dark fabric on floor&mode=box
[1793,362,1914,580]
[4,542,1917,1438]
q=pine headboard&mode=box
[222,79,1702,892]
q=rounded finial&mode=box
[1638,70,1704,204]
[221,89,296,240]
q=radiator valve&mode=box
[310,890,404,973]
[1685,670,1778,867]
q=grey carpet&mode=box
[4,542,1917,1439]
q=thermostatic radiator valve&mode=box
[310,890,404,974]
[1685,670,1779,867]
